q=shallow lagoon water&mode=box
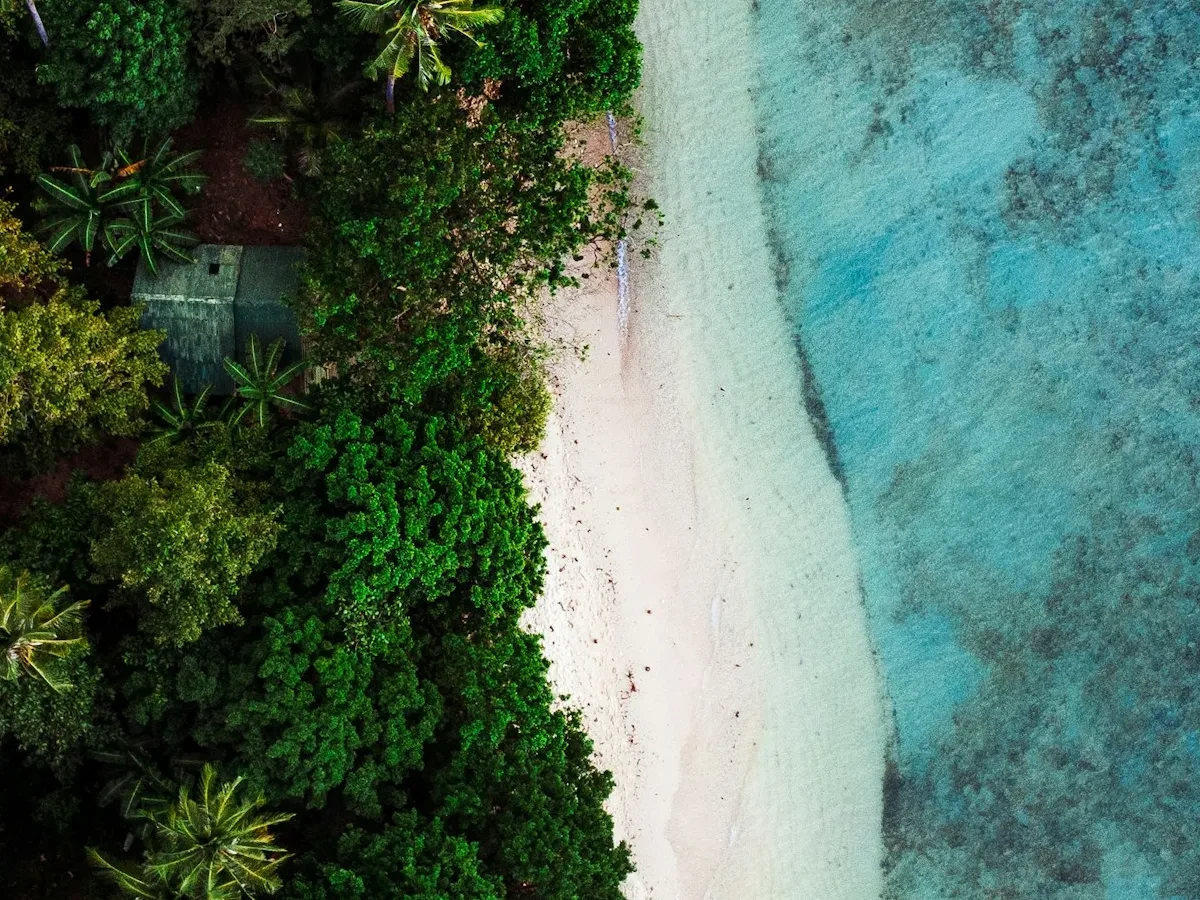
[750,0,1200,895]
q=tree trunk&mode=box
[386,73,396,115]
[25,0,48,46]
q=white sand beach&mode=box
[520,0,888,895]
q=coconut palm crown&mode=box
[90,763,294,900]
[336,0,504,111]
[0,566,89,692]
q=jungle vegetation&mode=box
[0,0,641,896]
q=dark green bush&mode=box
[244,137,290,182]
[280,403,546,640]
[297,96,622,401]
[39,0,196,141]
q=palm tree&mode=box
[148,376,217,445]
[90,763,293,900]
[249,76,361,177]
[35,145,139,264]
[0,566,89,692]
[335,0,504,112]
[106,210,200,275]
[37,142,203,272]
[115,137,207,220]
[223,335,310,428]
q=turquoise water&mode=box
[751,1,1200,895]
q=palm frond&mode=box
[89,850,165,900]
[36,173,90,211]
[335,0,401,30]
[222,336,309,428]
[0,568,88,691]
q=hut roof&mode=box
[133,244,303,394]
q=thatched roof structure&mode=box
[134,245,304,393]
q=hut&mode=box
[133,244,305,393]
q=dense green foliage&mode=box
[89,457,281,645]
[187,0,312,67]
[0,201,166,459]
[298,95,625,404]
[426,619,633,897]
[40,0,196,141]
[0,294,164,453]
[0,566,99,767]
[0,0,641,893]
[286,813,502,899]
[281,405,545,638]
[460,0,641,126]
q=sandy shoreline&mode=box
[519,0,887,893]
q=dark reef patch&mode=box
[793,334,846,489]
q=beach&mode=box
[519,0,887,892]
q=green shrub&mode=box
[0,486,96,587]
[39,0,196,141]
[285,812,502,899]
[244,137,289,182]
[280,403,546,641]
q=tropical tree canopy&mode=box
[88,458,281,645]
[0,291,166,458]
[39,0,196,140]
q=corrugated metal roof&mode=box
[133,244,303,394]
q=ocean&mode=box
[750,0,1200,895]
